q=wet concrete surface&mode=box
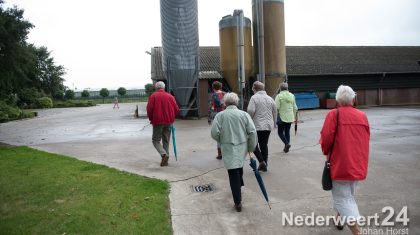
[0,104,419,235]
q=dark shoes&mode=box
[284,144,291,153]
[335,215,344,230]
[234,203,242,212]
[216,148,222,160]
[258,162,267,172]
[160,154,169,167]
[335,224,344,230]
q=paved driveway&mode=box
[1,104,419,235]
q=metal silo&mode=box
[253,0,287,97]
[219,12,253,96]
[160,0,200,117]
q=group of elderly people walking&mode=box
[147,80,370,235]
[210,81,298,212]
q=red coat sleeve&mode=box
[146,95,154,122]
[320,110,338,156]
[172,96,180,114]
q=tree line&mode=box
[0,0,156,119]
[0,0,67,108]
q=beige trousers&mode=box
[152,124,171,157]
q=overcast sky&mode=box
[5,0,420,91]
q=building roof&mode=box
[151,46,420,80]
[287,46,420,75]
[151,47,222,81]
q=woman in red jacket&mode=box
[208,81,225,159]
[320,85,370,235]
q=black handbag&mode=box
[322,108,339,191]
[322,159,333,190]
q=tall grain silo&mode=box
[160,0,200,117]
[219,12,253,95]
[253,0,287,97]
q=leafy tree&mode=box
[81,90,90,98]
[0,1,34,100]
[145,83,155,97]
[64,89,75,100]
[99,88,109,103]
[17,87,39,107]
[53,90,64,100]
[0,1,66,102]
[117,87,126,97]
[35,46,66,97]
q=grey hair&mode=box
[155,81,165,89]
[336,85,356,105]
[252,81,265,92]
[280,82,288,91]
[223,92,239,106]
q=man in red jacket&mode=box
[320,85,370,235]
[146,81,179,167]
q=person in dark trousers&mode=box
[274,82,298,153]
[211,92,257,212]
[208,81,225,159]
[146,81,179,167]
[247,81,277,171]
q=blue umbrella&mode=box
[171,125,177,161]
[249,153,271,209]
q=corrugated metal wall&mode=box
[160,0,200,117]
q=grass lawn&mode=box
[0,146,171,235]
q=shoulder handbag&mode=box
[322,108,339,191]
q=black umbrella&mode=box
[295,111,298,136]
[249,153,272,209]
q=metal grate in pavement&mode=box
[191,184,214,193]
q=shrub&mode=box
[17,88,40,107]
[65,90,75,100]
[53,91,65,100]
[0,112,7,122]
[20,111,37,119]
[36,97,53,109]
[53,100,96,108]
[81,90,90,98]
[5,94,18,106]
[0,101,22,122]
[145,83,155,97]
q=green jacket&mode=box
[211,105,257,170]
[275,91,298,123]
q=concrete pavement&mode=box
[0,103,419,235]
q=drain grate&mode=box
[191,184,214,193]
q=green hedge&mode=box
[0,101,37,122]
[53,100,96,108]
[36,97,53,109]
[0,102,20,122]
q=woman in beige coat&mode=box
[247,81,277,172]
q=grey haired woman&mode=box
[320,85,370,235]
[211,92,257,212]
[247,81,277,172]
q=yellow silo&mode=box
[219,13,253,94]
[264,0,287,96]
[252,0,287,97]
